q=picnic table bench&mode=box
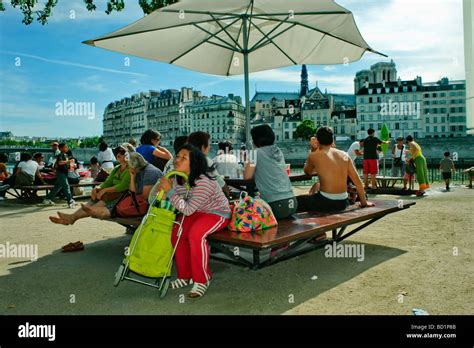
[104,199,415,270]
[7,181,101,199]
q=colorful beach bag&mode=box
[229,192,277,233]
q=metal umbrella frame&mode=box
[84,0,387,143]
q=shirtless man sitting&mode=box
[300,126,373,211]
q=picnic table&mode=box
[208,199,416,269]
[376,176,404,188]
[7,181,101,199]
[225,173,318,196]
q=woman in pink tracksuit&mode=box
[157,144,230,298]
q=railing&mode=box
[289,158,474,186]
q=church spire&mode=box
[300,64,309,97]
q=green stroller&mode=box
[113,171,190,298]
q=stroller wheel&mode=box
[159,278,170,299]
[114,265,125,287]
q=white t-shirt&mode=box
[347,141,361,162]
[97,148,116,170]
[212,154,241,179]
[393,145,406,161]
[18,160,38,177]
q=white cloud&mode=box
[0,50,148,77]
[339,0,465,80]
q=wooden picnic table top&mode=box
[208,200,415,249]
[224,173,317,187]
[16,181,101,190]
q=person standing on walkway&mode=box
[391,137,406,178]
[43,143,75,208]
[439,152,455,191]
[362,129,390,190]
[406,135,430,196]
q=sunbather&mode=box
[48,144,133,225]
[300,126,373,212]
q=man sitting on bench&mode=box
[300,126,374,211]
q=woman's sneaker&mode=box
[68,200,76,208]
[42,199,55,205]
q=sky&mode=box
[0,0,467,138]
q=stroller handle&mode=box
[156,170,190,201]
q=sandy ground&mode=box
[0,183,472,315]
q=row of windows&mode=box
[426,126,464,132]
[423,99,464,105]
[423,91,464,98]
[424,107,464,114]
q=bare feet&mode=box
[57,212,75,225]
[49,215,69,225]
[81,203,95,216]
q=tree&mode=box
[294,120,316,141]
[1,0,178,25]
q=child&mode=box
[89,156,101,179]
[157,144,230,298]
[404,157,416,190]
[439,152,455,191]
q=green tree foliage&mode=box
[1,0,178,25]
[294,119,316,141]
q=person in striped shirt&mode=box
[157,144,231,298]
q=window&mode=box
[360,115,365,121]
[434,126,438,132]
[377,97,381,103]
[442,126,445,132]
[440,93,446,97]
[414,132,418,138]
[433,117,437,123]
[459,126,464,131]
[451,126,456,132]
[377,124,381,130]
[361,125,365,131]
[426,126,430,132]
[369,123,374,129]
[441,117,445,123]
[432,93,437,98]
[424,93,429,98]
[459,107,464,113]
[395,123,400,130]
[369,97,373,103]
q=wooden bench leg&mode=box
[208,241,255,269]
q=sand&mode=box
[0,183,472,315]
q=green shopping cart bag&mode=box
[125,171,189,278]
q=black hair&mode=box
[175,143,215,187]
[316,126,334,146]
[406,135,414,142]
[20,152,32,162]
[218,141,233,152]
[359,139,365,144]
[99,142,108,152]
[444,151,450,157]
[33,153,43,160]
[0,153,8,163]
[113,146,127,157]
[90,156,99,164]
[250,125,275,147]
[367,128,375,135]
[58,143,67,149]
[173,135,188,154]
[187,131,210,151]
[140,129,161,145]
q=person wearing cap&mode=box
[391,137,406,178]
[46,142,61,168]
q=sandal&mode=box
[62,241,84,252]
[188,282,209,299]
[171,278,193,289]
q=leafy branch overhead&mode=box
[1,0,179,25]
